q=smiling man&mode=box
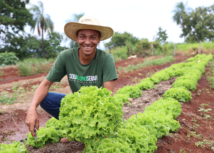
[25,16,118,141]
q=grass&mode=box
[118,56,174,74]
[165,42,214,55]
[206,60,214,89]
[0,83,26,104]
[0,68,3,81]
[17,58,56,76]
[106,46,128,62]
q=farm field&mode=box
[1,54,214,153]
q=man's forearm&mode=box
[30,79,53,109]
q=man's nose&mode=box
[85,37,90,44]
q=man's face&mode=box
[76,29,101,56]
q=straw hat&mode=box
[64,16,114,41]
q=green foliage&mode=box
[144,98,182,119]
[0,0,33,43]
[17,58,54,76]
[84,138,134,153]
[172,79,197,91]
[30,1,54,57]
[59,86,123,142]
[0,68,3,80]
[116,85,142,98]
[165,42,214,54]
[113,94,130,103]
[108,46,128,62]
[27,127,60,148]
[0,141,28,153]
[118,56,174,74]
[163,87,192,102]
[0,92,16,104]
[137,78,154,90]
[154,27,168,44]
[0,52,19,66]
[134,39,151,57]
[181,5,214,42]
[105,32,139,48]
[150,70,171,84]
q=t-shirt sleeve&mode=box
[103,55,118,82]
[46,53,66,82]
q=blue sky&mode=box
[26,0,214,48]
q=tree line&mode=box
[0,0,83,59]
[0,1,213,59]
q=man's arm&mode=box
[104,80,115,92]
[25,78,53,137]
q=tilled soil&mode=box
[1,55,214,153]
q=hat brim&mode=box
[64,22,114,41]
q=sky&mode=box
[26,0,214,49]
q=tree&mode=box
[154,27,168,44]
[0,0,33,45]
[104,32,139,48]
[0,34,41,59]
[44,32,68,58]
[181,5,214,42]
[64,13,85,48]
[172,2,191,41]
[30,1,54,57]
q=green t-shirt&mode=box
[46,48,118,93]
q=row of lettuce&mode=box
[0,54,213,153]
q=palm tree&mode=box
[30,1,53,57]
[64,13,84,48]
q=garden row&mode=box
[0,54,213,153]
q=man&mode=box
[25,16,118,141]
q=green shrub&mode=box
[17,64,33,76]
[0,52,19,66]
[163,87,192,102]
[134,40,151,57]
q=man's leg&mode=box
[40,92,66,119]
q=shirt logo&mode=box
[69,73,98,83]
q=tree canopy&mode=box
[0,0,33,44]
[105,32,139,48]
[154,27,168,44]
[181,5,214,42]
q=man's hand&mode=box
[25,106,39,137]
[25,79,53,137]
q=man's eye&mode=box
[80,36,85,39]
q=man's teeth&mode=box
[84,46,93,49]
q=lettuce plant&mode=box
[116,85,142,98]
[137,78,154,90]
[150,70,170,84]
[27,127,61,148]
[0,141,28,153]
[59,86,123,142]
[163,87,192,102]
[172,79,197,91]
[144,98,182,119]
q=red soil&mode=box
[1,55,214,153]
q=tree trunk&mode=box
[42,28,44,57]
